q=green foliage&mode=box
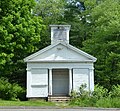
[82,0,120,89]
[33,0,95,48]
[70,84,120,108]
[0,0,44,86]
[33,0,66,49]
[92,84,108,99]
[96,97,120,108]
[70,84,93,106]
[0,0,120,101]
[33,0,65,24]
[91,0,120,39]
[0,77,25,100]
[64,0,94,48]
[109,84,120,98]
[70,90,78,98]
[70,83,90,99]
[33,0,120,90]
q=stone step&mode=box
[48,96,71,102]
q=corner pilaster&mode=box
[49,69,52,95]
[69,68,73,95]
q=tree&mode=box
[33,0,65,24]
[33,0,66,48]
[82,0,120,90]
[33,0,95,48]
[0,0,44,86]
[63,0,93,48]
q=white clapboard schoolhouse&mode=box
[24,25,97,100]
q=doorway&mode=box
[52,69,69,96]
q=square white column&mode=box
[69,68,72,95]
[26,68,32,97]
[49,69,52,95]
[89,68,94,92]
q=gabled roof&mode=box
[24,42,97,63]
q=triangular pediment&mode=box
[24,42,97,62]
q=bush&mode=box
[70,83,90,99]
[78,84,90,99]
[109,84,120,98]
[69,84,120,108]
[70,90,77,98]
[70,84,92,106]
[92,84,108,99]
[0,77,25,100]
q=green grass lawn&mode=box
[0,100,55,106]
[0,98,120,108]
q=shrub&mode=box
[92,84,108,99]
[0,77,25,100]
[109,84,120,98]
[70,84,92,106]
[69,84,120,108]
[70,90,77,98]
[70,83,90,98]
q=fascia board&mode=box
[26,60,94,63]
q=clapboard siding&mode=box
[27,68,48,97]
[31,68,48,84]
[73,68,89,91]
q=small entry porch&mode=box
[48,68,73,97]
